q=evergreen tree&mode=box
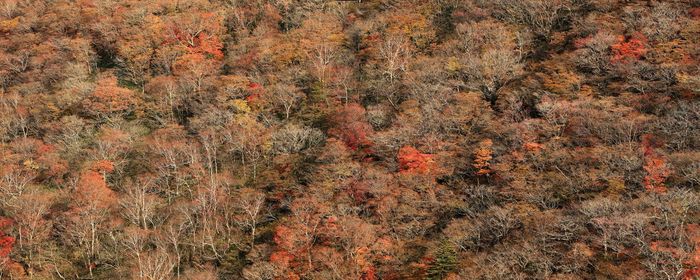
[426,241,458,280]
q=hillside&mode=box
[0,0,699,279]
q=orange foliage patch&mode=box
[169,13,224,60]
[611,33,647,63]
[397,146,435,174]
[91,160,115,173]
[273,225,295,251]
[473,139,494,176]
[523,142,543,153]
[76,169,116,206]
[83,76,136,116]
[192,31,224,60]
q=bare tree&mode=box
[269,83,304,120]
[120,178,163,230]
[492,0,573,39]
[233,188,266,250]
[270,124,324,155]
[379,34,411,85]
[464,48,523,106]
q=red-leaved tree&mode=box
[329,104,374,153]
[0,217,15,260]
[641,134,670,193]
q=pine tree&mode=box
[426,242,458,280]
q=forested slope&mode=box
[0,0,699,279]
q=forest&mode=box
[0,0,699,279]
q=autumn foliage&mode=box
[82,75,136,118]
[328,103,374,152]
[75,161,117,206]
[0,218,14,259]
[397,146,435,174]
[473,139,494,176]
[0,0,699,279]
[641,134,670,193]
[611,33,648,63]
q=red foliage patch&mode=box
[641,134,670,193]
[270,250,294,267]
[0,217,14,258]
[245,82,264,102]
[689,7,700,19]
[328,104,374,152]
[273,225,295,251]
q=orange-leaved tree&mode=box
[397,146,435,174]
[473,139,494,176]
[82,75,137,120]
[611,33,647,63]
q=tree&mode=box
[224,115,270,181]
[63,161,119,278]
[426,242,458,280]
[573,31,619,75]
[296,12,344,85]
[492,0,573,39]
[642,134,670,193]
[465,48,523,107]
[169,12,224,60]
[328,104,374,153]
[2,186,56,278]
[173,53,220,93]
[269,83,304,120]
[116,32,156,87]
[145,125,202,201]
[0,217,15,270]
[610,33,647,64]
[378,34,411,85]
[397,146,435,174]
[270,124,324,155]
[82,74,137,120]
[473,139,494,176]
[119,177,163,230]
[273,195,331,277]
[233,188,266,251]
